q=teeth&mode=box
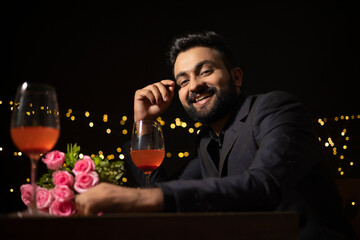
[195,93,212,102]
[196,96,206,102]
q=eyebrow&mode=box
[175,60,216,82]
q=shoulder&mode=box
[250,90,306,115]
[249,90,312,129]
[254,90,301,108]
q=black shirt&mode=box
[207,130,224,171]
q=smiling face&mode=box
[174,47,243,124]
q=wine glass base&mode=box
[16,207,50,218]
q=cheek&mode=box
[178,89,188,106]
[218,73,230,86]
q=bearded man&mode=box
[76,31,356,239]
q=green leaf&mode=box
[92,155,101,166]
[38,172,55,189]
[100,160,109,167]
[65,143,81,168]
[115,173,123,180]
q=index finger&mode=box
[160,79,175,89]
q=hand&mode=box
[134,80,175,121]
[75,183,164,216]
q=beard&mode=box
[182,77,238,124]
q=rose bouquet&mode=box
[20,143,125,216]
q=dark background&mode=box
[2,1,359,115]
[0,1,359,213]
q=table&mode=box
[0,212,299,240]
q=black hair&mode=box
[167,31,236,73]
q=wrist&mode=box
[135,188,164,212]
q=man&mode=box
[76,31,356,239]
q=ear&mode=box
[231,67,243,88]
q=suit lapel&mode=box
[199,134,218,177]
[218,95,255,176]
[218,125,241,176]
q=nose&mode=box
[188,76,205,93]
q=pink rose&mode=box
[72,156,96,176]
[52,170,74,188]
[49,200,77,217]
[52,185,75,202]
[74,171,99,193]
[42,150,65,170]
[36,187,54,212]
[20,184,35,206]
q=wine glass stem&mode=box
[145,174,150,188]
[29,155,39,214]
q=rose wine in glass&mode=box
[130,120,165,187]
[10,82,60,215]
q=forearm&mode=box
[75,183,164,215]
[157,172,280,212]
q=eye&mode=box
[200,69,213,76]
[178,79,189,88]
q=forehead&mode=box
[174,47,224,75]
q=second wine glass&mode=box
[130,120,165,187]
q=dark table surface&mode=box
[0,211,299,240]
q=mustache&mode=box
[187,86,217,104]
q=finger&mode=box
[75,196,84,215]
[83,205,94,216]
[78,198,97,216]
[153,82,172,102]
[145,84,165,104]
[162,80,175,100]
[159,80,175,101]
[160,80,175,91]
[135,88,157,105]
[137,81,174,103]
[160,79,175,86]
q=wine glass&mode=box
[10,82,60,215]
[130,120,165,187]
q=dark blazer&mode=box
[126,91,356,239]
